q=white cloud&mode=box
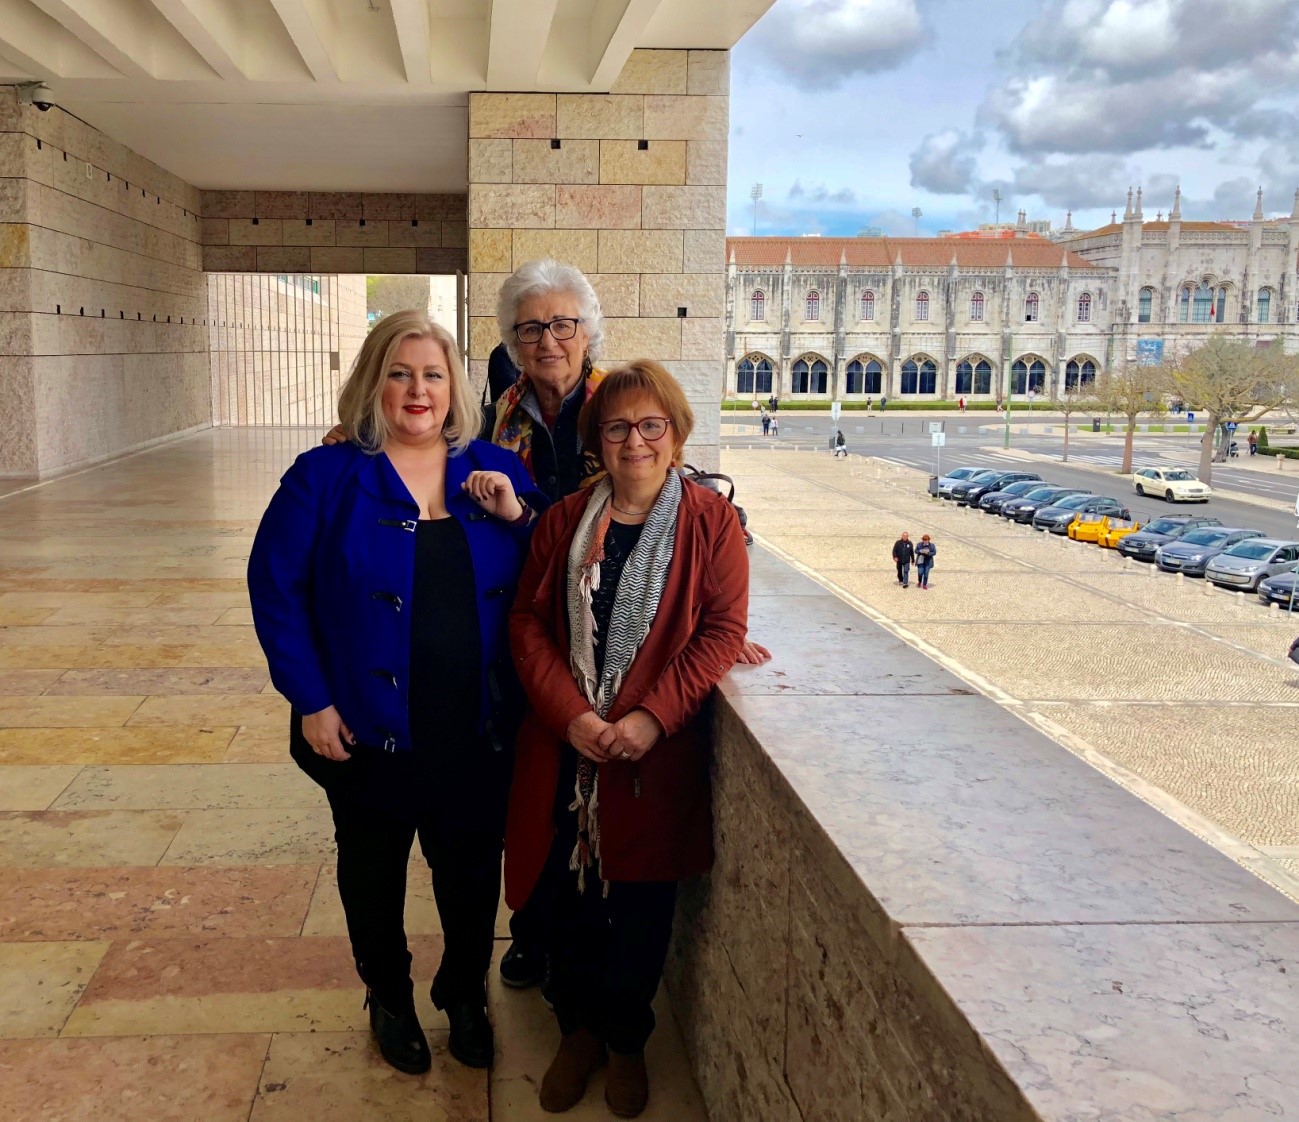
[909,130,982,194]
[747,0,927,89]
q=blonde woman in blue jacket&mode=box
[248,312,546,1076]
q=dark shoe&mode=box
[540,1028,606,1113]
[431,986,494,1069]
[605,1050,649,1118]
[365,989,431,1075]
[499,941,545,989]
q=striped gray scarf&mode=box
[565,470,681,891]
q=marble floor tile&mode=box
[51,763,325,811]
[0,765,80,809]
[0,1034,269,1122]
[0,810,184,867]
[160,808,337,865]
[248,1030,486,1122]
[0,643,194,669]
[40,605,228,626]
[179,643,269,668]
[0,726,237,765]
[0,865,317,940]
[224,725,289,761]
[216,607,254,625]
[0,605,56,626]
[0,669,64,695]
[128,693,288,727]
[0,941,109,1037]
[0,590,162,607]
[151,591,251,608]
[44,667,269,696]
[63,935,441,1037]
[0,696,144,728]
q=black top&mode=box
[892,538,916,563]
[527,382,589,503]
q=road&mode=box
[723,413,1299,540]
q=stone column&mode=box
[466,49,729,469]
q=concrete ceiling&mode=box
[0,0,774,191]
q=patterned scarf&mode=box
[564,470,682,892]
[491,362,607,488]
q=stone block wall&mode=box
[0,88,208,477]
[199,192,467,276]
[467,49,729,467]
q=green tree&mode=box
[1094,361,1168,474]
[1049,381,1099,463]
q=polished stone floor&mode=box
[0,428,706,1122]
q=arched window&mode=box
[1065,358,1097,391]
[792,355,828,394]
[1215,287,1227,323]
[915,291,930,321]
[970,291,985,321]
[846,356,883,394]
[974,359,993,394]
[954,357,994,395]
[1012,358,1047,395]
[955,361,972,394]
[737,354,773,395]
[1138,287,1154,323]
[1192,282,1213,323]
[750,290,765,321]
[1179,286,1191,322]
[860,291,875,321]
[1077,292,1092,322]
[805,290,821,321]
[901,356,937,394]
[1258,287,1272,323]
[1025,292,1040,322]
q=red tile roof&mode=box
[726,236,1098,270]
[1065,220,1237,241]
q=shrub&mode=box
[1257,426,1269,449]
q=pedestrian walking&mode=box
[891,531,915,588]
[865,396,874,415]
[1248,430,1258,456]
[833,430,847,458]
[767,394,776,412]
[915,534,936,589]
[771,395,780,412]
[879,395,888,411]
[761,409,771,436]
[958,397,966,413]
[770,415,779,437]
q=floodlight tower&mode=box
[750,183,763,235]
[911,207,923,235]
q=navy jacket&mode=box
[247,440,547,753]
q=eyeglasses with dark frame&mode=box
[513,317,582,344]
[598,417,671,443]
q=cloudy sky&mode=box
[728,0,1299,237]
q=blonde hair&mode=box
[337,311,477,455]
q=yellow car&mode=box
[1098,518,1142,548]
[1068,512,1110,542]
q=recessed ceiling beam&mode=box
[589,0,665,88]
[389,0,430,85]
[487,0,560,89]
[146,0,244,80]
[266,0,337,82]
[25,0,152,80]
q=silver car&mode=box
[1205,539,1299,592]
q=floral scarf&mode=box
[491,362,607,489]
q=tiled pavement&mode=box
[726,448,1299,901]
[0,429,706,1122]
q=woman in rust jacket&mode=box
[505,360,748,1118]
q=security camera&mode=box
[19,83,55,112]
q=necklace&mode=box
[611,500,653,517]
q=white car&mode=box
[1132,467,1212,502]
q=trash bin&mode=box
[927,475,939,496]
[1092,418,1102,433]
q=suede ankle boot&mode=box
[604,1050,649,1118]
[539,1028,606,1113]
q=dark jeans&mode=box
[917,563,932,586]
[544,835,678,1055]
[896,561,911,585]
[326,787,502,1010]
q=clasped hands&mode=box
[462,470,524,522]
[566,708,662,764]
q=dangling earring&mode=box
[581,352,593,380]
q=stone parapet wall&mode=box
[667,546,1299,1120]
[0,88,208,477]
[467,49,729,469]
[199,191,467,275]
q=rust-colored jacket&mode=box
[504,476,749,908]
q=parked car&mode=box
[1001,486,1092,523]
[1258,572,1299,609]
[1115,515,1223,562]
[951,470,1042,506]
[1067,512,1112,543]
[937,467,990,499]
[980,478,1052,513]
[1132,466,1212,502]
[1098,518,1142,549]
[1033,494,1131,534]
[1155,528,1264,576]
[1205,539,1299,592]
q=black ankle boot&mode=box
[431,981,493,1069]
[365,989,431,1075]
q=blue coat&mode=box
[247,439,547,753]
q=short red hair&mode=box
[579,359,695,468]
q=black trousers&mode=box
[326,787,502,1010]
[543,835,678,1055]
[508,888,548,953]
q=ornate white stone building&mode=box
[725,188,1299,402]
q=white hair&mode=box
[496,259,604,367]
